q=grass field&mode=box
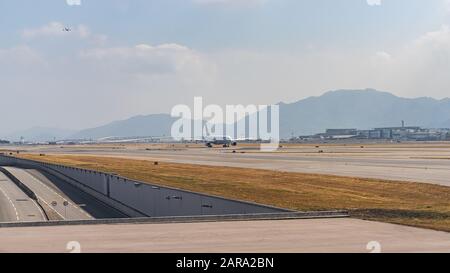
[18,153,450,232]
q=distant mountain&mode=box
[279,89,450,138]
[12,89,450,141]
[67,89,450,140]
[70,114,176,139]
[5,127,75,142]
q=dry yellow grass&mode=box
[19,153,450,232]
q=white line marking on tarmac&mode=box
[26,171,93,219]
[36,195,66,219]
[10,168,92,219]
[0,186,20,221]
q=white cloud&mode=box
[80,43,214,77]
[333,24,450,99]
[21,22,108,47]
[0,45,46,67]
[66,0,81,6]
[4,20,450,136]
[414,24,450,47]
[444,0,450,12]
[203,24,450,107]
[193,0,267,7]
[394,25,450,97]
[22,22,91,39]
[0,41,217,135]
[366,0,382,6]
[373,51,392,62]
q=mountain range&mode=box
[5,127,76,142]
[70,114,175,140]
[279,89,450,137]
[5,89,450,141]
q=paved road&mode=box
[0,172,46,223]
[3,167,127,220]
[1,218,450,253]
[4,167,93,221]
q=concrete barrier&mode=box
[0,211,349,228]
[0,167,37,200]
[38,166,147,218]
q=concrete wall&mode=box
[0,155,288,218]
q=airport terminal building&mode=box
[300,125,450,141]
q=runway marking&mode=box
[0,186,20,221]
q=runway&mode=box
[0,172,46,223]
[17,143,450,186]
[1,218,450,253]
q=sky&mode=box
[1,0,450,136]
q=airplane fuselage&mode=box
[205,136,237,148]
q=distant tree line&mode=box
[0,139,10,144]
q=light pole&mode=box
[63,201,69,218]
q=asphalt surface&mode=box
[28,144,450,186]
[1,218,450,253]
[6,143,450,185]
[1,144,450,252]
[3,167,126,220]
[0,172,46,223]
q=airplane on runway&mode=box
[202,136,238,148]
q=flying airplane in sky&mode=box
[63,27,72,32]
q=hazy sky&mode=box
[1,0,450,135]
